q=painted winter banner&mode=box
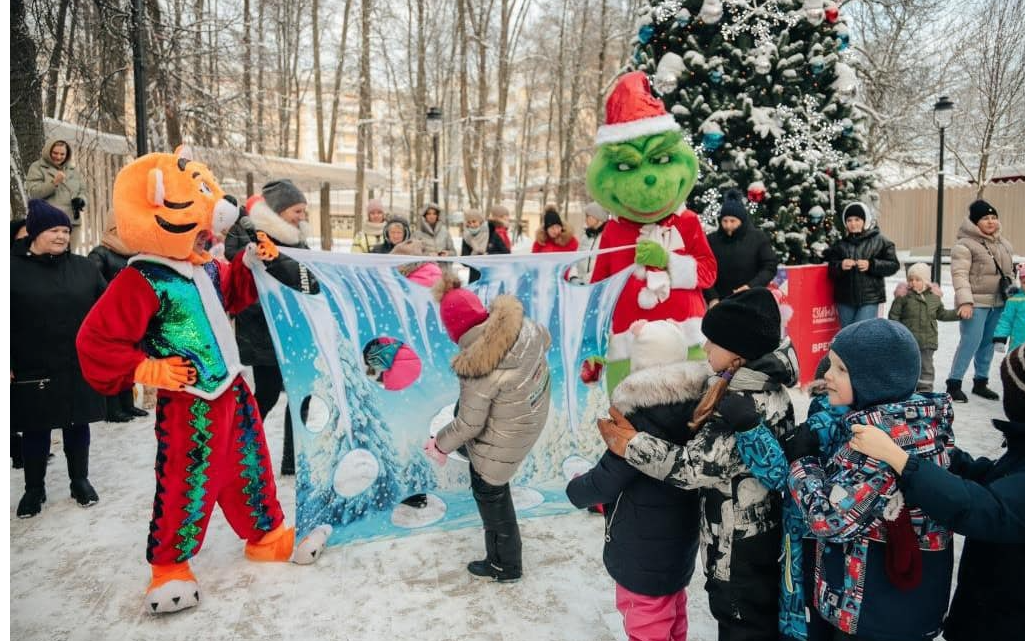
[251,250,632,547]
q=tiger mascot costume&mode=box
[76,149,331,614]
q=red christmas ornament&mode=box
[747,182,767,203]
[825,4,839,23]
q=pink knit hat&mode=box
[440,288,489,343]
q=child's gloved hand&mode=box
[781,423,818,463]
[255,231,279,262]
[423,437,448,466]
[634,240,668,269]
[134,356,196,391]
[717,393,761,432]
[580,355,606,384]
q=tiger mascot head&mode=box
[113,147,239,262]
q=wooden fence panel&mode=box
[878,182,1025,253]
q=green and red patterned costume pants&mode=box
[146,377,284,565]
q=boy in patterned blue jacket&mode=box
[786,320,954,641]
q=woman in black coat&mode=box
[849,344,1025,641]
[11,200,106,518]
[824,202,900,326]
[704,190,779,306]
[224,181,319,476]
[87,227,147,422]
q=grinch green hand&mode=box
[635,240,669,269]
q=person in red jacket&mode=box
[532,205,579,253]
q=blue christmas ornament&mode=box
[676,14,690,28]
[808,206,826,223]
[638,24,655,44]
[710,70,723,84]
[702,131,725,151]
[838,33,850,51]
[811,62,824,75]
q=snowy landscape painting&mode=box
[254,250,632,545]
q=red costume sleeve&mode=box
[565,237,580,252]
[679,212,717,289]
[218,250,259,315]
[76,268,160,395]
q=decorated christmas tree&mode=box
[631,0,876,264]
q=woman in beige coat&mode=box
[423,272,551,582]
[946,199,1016,402]
[25,139,87,246]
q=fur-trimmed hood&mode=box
[451,295,535,377]
[248,200,309,247]
[534,225,576,247]
[612,360,712,415]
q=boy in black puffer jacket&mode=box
[568,320,706,641]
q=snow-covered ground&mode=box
[10,267,1010,640]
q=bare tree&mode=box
[353,0,372,233]
[949,0,1025,196]
[11,0,44,219]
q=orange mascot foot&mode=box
[244,523,333,565]
[244,524,296,562]
[146,561,200,614]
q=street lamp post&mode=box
[932,96,954,284]
[426,107,443,206]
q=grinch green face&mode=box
[586,131,699,223]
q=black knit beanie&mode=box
[843,202,867,222]
[831,319,920,410]
[26,199,72,239]
[969,199,998,225]
[719,189,748,223]
[262,179,307,215]
[543,207,563,230]
[702,287,781,360]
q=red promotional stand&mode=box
[776,264,841,385]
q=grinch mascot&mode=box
[584,71,717,392]
[76,149,330,614]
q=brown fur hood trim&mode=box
[611,360,712,415]
[451,295,524,377]
[432,268,464,302]
[535,225,576,247]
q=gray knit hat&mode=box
[583,202,609,224]
[262,179,307,214]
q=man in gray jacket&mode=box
[424,271,552,582]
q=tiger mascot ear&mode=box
[147,167,165,207]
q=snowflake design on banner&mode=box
[720,0,802,50]
[653,0,685,22]
[773,95,845,171]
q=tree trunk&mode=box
[243,0,253,152]
[256,0,266,154]
[44,0,72,119]
[326,0,355,162]
[354,0,372,234]
[11,0,43,219]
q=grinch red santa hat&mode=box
[595,71,680,146]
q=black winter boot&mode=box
[66,447,99,507]
[17,456,47,518]
[946,379,968,403]
[972,378,1000,400]
[469,471,522,582]
[120,389,149,417]
[11,432,23,469]
[105,396,132,423]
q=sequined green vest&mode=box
[133,261,230,395]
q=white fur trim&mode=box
[595,114,680,146]
[608,316,705,361]
[146,579,200,614]
[638,270,671,309]
[128,253,194,278]
[667,253,698,290]
[612,360,713,414]
[883,490,905,521]
[292,524,332,565]
[248,200,304,246]
[633,264,649,280]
